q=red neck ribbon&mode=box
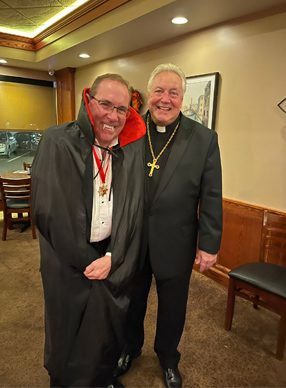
[92,146,111,183]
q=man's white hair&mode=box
[147,63,186,94]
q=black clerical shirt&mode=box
[145,113,181,203]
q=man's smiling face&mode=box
[148,71,183,126]
[89,79,130,147]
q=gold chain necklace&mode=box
[146,116,179,177]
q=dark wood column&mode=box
[55,67,76,124]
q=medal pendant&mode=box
[98,184,108,197]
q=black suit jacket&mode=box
[143,113,222,279]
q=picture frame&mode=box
[182,72,219,130]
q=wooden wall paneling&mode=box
[205,201,286,287]
[55,68,75,124]
[207,263,230,287]
[218,199,264,267]
[206,199,264,286]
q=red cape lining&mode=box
[83,88,146,147]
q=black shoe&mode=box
[106,378,125,388]
[162,367,182,388]
[113,349,142,377]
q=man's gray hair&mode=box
[147,63,186,94]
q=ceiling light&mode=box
[171,17,188,25]
[79,53,90,59]
[0,59,8,64]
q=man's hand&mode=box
[195,249,217,272]
[83,255,112,280]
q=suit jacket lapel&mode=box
[153,115,194,203]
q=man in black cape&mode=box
[32,73,146,387]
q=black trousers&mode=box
[50,377,63,387]
[124,254,191,368]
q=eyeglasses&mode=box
[90,96,130,117]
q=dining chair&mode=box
[23,161,32,172]
[224,211,286,360]
[0,177,36,241]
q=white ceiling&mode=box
[1,0,286,72]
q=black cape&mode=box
[32,90,146,386]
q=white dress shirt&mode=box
[90,139,117,242]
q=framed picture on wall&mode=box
[182,72,219,130]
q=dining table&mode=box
[0,170,30,179]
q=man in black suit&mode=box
[114,64,222,388]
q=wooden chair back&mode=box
[0,177,36,240]
[260,211,286,265]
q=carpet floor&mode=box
[0,225,286,387]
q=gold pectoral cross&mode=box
[147,159,160,177]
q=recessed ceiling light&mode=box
[171,17,188,25]
[79,53,90,59]
[0,58,8,64]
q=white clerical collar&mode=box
[156,125,166,133]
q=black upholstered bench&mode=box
[224,262,286,360]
